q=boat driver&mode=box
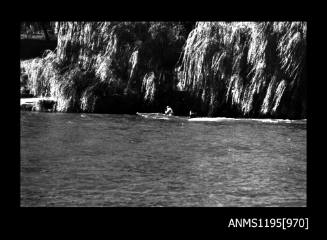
[165,106,174,116]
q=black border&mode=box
[8,5,319,234]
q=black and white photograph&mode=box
[20,21,307,208]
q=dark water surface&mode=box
[21,112,306,207]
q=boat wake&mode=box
[188,117,307,124]
[136,112,306,124]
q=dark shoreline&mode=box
[20,100,307,122]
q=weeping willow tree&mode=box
[21,21,191,113]
[176,22,306,118]
[21,21,306,118]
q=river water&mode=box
[20,112,306,207]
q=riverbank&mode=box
[20,97,57,112]
[20,22,306,119]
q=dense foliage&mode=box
[20,21,306,118]
[177,22,306,118]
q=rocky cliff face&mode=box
[20,21,306,119]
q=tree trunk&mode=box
[40,22,50,41]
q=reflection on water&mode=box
[21,112,306,207]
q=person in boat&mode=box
[189,110,197,118]
[164,106,174,116]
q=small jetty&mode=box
[20,97,57,112]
